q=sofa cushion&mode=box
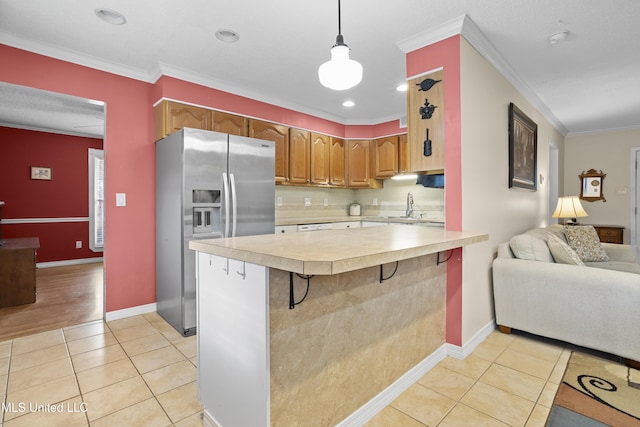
[509,234,553,262]
[585,261,640,274]
[563,225,610,262]
[546,234,584,266]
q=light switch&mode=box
[116,193,127,207]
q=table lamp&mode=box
[552,196,588,225]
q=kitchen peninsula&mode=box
[189,225,488,427]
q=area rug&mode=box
[546,352,640,427]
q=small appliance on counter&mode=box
[349,203,361,216]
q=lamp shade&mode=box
[552,196,588,219]
[318,44,363,91]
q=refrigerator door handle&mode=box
[230,173,238,237]
[222,172,230,238]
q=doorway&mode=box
[0,82,106,337]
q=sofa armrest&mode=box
[603,243,639,263]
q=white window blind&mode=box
[89,148,104,252]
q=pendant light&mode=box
[318,0,363,91]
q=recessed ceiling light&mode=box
[549,30,570,45]
[95,8,127,25]
[215,29,240,43]
[342,100,355,107]
[396,83,408,92]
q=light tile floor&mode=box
[366,330,571,427]
[0,312,202,426]
[0,312,572,427]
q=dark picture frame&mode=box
[508,103,538,191]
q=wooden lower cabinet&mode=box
[248,119,289,183]
[0,238,39,308]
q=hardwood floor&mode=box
[0,261,103,341]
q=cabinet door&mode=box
[346,140,371,188]
[398,134,410,174]
[289,128,310,185]
[329,137,346,187]
[249,119,289,183]
[310,133,330,185]
[154,100,212,141]
[407,69,445,173]
[373,136,399,178]
[212,111,248,136]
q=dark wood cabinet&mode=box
[0,237,40,308]
[592,225,624,244]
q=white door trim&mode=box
[630,147,640,246]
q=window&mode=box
[89,148,104,252]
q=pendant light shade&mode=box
[318,1,363,91]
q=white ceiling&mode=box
[1,0,639,137]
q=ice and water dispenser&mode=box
[192,189,221,235]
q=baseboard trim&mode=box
[338,320,497,426]
[105,303,157,322]
[37,257,103,268]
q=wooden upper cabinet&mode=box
[329,137,346,187]
[310,133,330,185]
[407,69,445,173]
[211,111,248,136]
[346,140,371,188]
[248,119,289,183]
[398,134,410,174]
[154,100,211,141]
[289,128,311,184]
[373,136,399,178]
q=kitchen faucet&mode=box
[406,192,414,218]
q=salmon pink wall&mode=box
[0,44,156,313]
[406,35,464,346]
[0,127,103,262]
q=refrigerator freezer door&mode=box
[228,136,275,236]
[182,129,228,333]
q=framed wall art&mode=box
[30,166,52,180]
[579,169,606,202]
[508,103,538,191]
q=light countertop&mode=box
[276,215,445,226]
[189,225,487,275]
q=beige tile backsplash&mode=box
[275,180,445,221]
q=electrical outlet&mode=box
[276,197,283,206]
[373,197,378,206]
[304,197,311,207]
[75,241,82,249]
[323,198,328,207]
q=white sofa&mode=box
[493,225,640,362]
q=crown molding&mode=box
[0,31,152,82]
[396,15,466,53]
[396,15,568,136]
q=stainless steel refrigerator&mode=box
[155,128,275,336]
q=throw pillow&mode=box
[562,225,610,262]
[546,234,584,266]
[509,234,553,262]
